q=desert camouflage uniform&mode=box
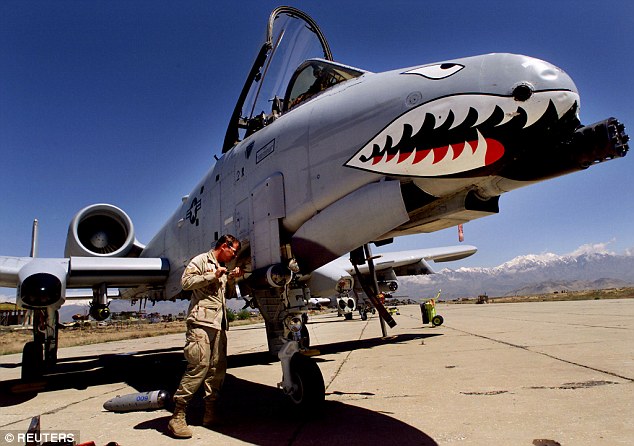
[173,250,233,405]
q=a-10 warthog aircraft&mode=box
[0,6,629,408]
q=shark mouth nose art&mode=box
[345,91,580,177]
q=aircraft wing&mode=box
[307,245,476,298]
[348,245,477,276]
[0,255,169,305]
[0,256,33,287]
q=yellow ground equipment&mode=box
[420,296,444,327]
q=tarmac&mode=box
[1,299,633,445]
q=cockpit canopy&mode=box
[285,59,364,111]
[222,7,365,152]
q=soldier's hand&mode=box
[229,267,244,278]
[215,267,228,278]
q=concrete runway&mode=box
[1,299,633,445]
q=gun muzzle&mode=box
[571,117,629,168]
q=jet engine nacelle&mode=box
[64,204,142,257]
[16,258,67,309]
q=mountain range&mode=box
[398,246,634,300]
[4,244,634,320]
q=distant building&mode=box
[0,302,29,326]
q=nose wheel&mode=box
[287,352,325,408]
[278,340,325,410]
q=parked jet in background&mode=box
[309,245,477,320]
[0,7,628,408]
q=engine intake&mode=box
[65,204,138,257]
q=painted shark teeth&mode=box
[367,130,503,177]
[345,91,579,177]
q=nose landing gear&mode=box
[278,339,325,409]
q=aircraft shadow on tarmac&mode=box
[135,373,439,446]
[312,332,442,358]
[0,333,441,445]
[0,333,442,394]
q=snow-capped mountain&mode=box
[3,243,633,316]
[398,244,634,300]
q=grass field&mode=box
[0,317,263,356]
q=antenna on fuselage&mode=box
[30,219,39,258]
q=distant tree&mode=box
[237,309,251,320]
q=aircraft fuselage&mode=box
[141,53,625,298]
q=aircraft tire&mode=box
[344,313,353,320]
[288,353,325,410]
[360,310,367,321]
[432,315,444,326]
[21,341,44,381]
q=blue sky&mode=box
[1,0,633,282]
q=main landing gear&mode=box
[21,284,110,381]
[21,307,59,380]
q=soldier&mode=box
[168,235,244,438]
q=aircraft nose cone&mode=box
[474,54,577,99]
[512,54,578,96]
[522,57,561,81]
[344,53,581,178]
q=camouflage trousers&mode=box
[173,324,227,405]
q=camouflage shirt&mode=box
[181,250,233,331]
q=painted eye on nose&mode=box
[403,63,465,79]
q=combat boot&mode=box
[168,402,193,438]
[203,400,221,427]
